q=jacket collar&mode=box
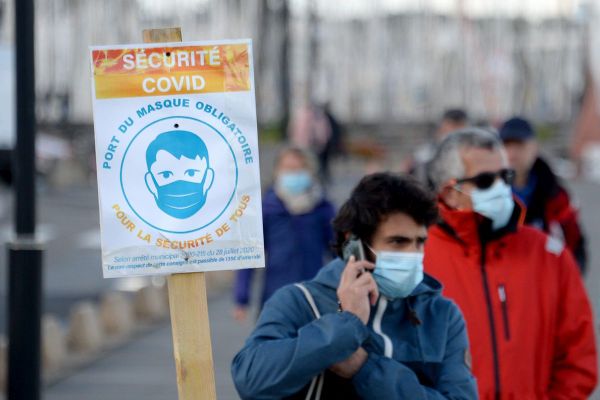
[436,198,525,247]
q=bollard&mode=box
[100,292,134,337]
[134,285,168,321]
[68,302,103,353]
[42,314,67,373]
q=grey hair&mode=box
[428,127,504,190]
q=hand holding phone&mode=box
[339,234,378,324]
[342,235,366,262]
[337,255,378,324]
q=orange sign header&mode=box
[92,43,251,99]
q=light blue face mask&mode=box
[369,249,424,299]
[278,171,312,195]
[149,172,210,219]
[470,179,515,230]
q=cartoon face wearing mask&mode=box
[145,130,215,219]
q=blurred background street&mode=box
[0,0,598,398]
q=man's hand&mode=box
[337,255,378,324]
[329,347,368,379]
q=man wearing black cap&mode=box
[499,116,587,272]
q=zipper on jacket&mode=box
[498,284,511,341]
[480,242,501,400]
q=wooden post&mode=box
[167,273,216,399]
[143,28,182,43]
[143,27,217,400]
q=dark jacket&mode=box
[234,188,335,308]
[521,157,586,272]
[231,258,478,399]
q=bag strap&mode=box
[294,283,324,400]
[294,283,321,318]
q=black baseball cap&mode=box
[499,117,535,141]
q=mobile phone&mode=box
[342,234,366,262]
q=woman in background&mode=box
[233,146,335,322]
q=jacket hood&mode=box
[313,258,442,298]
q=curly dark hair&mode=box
[332,173,438,257]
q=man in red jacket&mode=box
[425,127,597,399]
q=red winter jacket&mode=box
[424,202,597,400]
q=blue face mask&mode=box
[471,180,515,230]
[278,171,312,195]
[370,250,424,299]
[149,173,210,219]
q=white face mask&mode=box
[367,246,424,299]
[470,180,515,230]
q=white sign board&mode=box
[90,39,264,277]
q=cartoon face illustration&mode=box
[144,130,215,219]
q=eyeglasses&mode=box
[455,168,515,189]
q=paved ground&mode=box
[570,181,600,400]
[44,293,256,400]
[574,181,600,313]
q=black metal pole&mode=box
[14,0,35,236]
[8,0,42,399]
[8,247,42,400]
[279,0,290,140]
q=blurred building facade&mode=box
[0,0,596,127]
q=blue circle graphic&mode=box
[120,115,239,234]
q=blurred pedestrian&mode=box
[288,102,339,181]
[232,146,335,322]
[232,173,478,399]
[437,108,469,140]
[425,128,597,399]
[320,102,343,181]
[499,116,587,273]
[410,108,469,186]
